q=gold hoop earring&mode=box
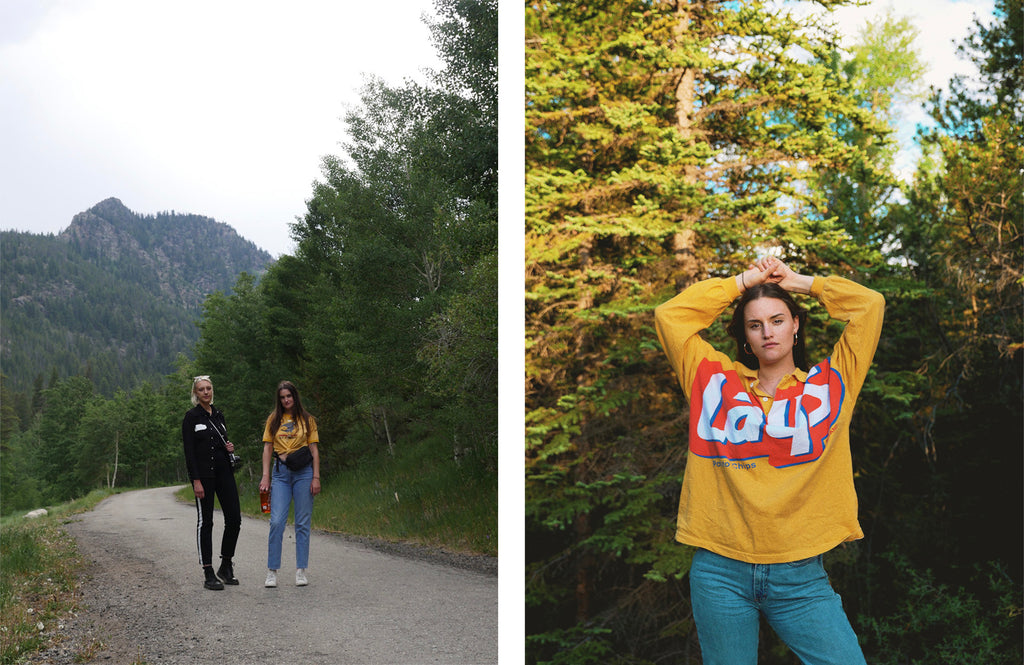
[744,342,752,355]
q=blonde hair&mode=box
[190,375,212,406]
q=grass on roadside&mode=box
[0,489,132,665]
[5,440,496,664]
[181,440,498,558]
[315,451,497,557]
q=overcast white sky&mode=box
[0,0,997,256]
[0,0,440,256]
[813,0,996,178]
[827,0,994,86]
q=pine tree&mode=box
[525,1,892,660]
[291,0,498,466]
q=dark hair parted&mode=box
[726,283,809,372]
[268,380,314,437]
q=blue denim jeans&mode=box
[689,548,866,665]
[268,461,314,570]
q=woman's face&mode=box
[279,389,295,412]
[194,380,213,406]
[743,297,799,367]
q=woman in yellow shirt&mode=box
[258,380,321,588]
[655,256,884,664]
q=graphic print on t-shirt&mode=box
[689,359,845,468]
[279,418,298,442]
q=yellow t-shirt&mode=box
[262,413,319,455]
[654,275,884,563]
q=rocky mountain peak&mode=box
[1,198,274,395]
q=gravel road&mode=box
[40,486,497,665]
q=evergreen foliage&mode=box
[525,1,1022,662]
[0,1,497,539]
[272,0,499,476]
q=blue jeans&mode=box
[689,548,866,665]
[268,462,314,570]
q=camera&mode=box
[229,453,243,470]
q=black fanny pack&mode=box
[276,446,313,471]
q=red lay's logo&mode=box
[689,359,845,468]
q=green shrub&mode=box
[860,553,1022,664]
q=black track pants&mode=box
[193,455,241,566]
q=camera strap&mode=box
[204,411,230,453]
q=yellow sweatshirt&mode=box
[655,275,884,563]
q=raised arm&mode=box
[816,276,885,400]
[742,255,883,395]
[656,260,790,396]
[655,278,739,399]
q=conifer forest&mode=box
[525,0,1022,663]
[0,0,1020,661]
[1,0,498,546]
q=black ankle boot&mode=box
[217,558,239,585]
[204,566,224,590]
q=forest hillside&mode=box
[0,0,498,563]
[0,197,272,400]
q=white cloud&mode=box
[830,0,993,88]
[827,0,996,181]
[0,0,440,255]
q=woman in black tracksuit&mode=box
[182,375,241,590]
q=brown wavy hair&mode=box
[267,380,313,437]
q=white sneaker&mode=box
[265,569,278,588]
[296,568,308,586]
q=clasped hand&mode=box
[740,256,810,294]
